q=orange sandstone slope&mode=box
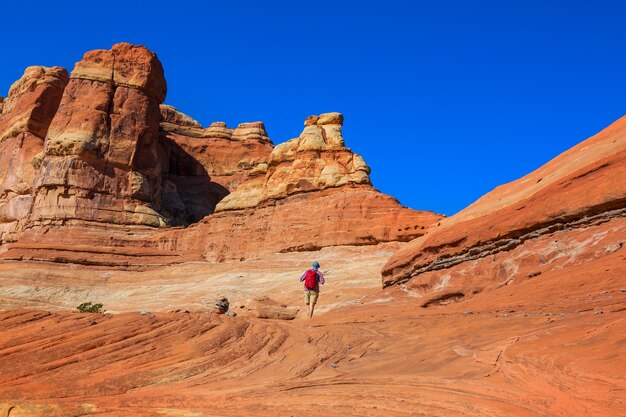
[0,43,441,266]
[383,115,626,304]
[0,263,624,417]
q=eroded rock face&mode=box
[158,106,274,224]
[216,112,370,211]
[0,43,442,265]
[31,43,167,228]
[382,116,626,306]
[194,187,442,262]
[0,66,68,243]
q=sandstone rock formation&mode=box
[383,115,626,307]
[0,43,442,266]
[0,66,68,243]
[216,112,368,210]
[33,43,169,228]
[159,105,273,223]
[0,42,625,417]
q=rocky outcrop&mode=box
[193,186,442,262]
[160,104,201,128]
[31,43,168,228]
[217,112,369,211]
[0,66,68,243]
[0,66,68,142]
[158,106,274,224]
[0,43,441,266]
[179,111,442,261]
[383,116,626,305]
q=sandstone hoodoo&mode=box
[37,43,168,228]
[0,42,442,266]
[216,111,369,211]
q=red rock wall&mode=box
[0,66,68,243]
[32,43,168,228]
[158,108,274,224]
[0,43,443,265]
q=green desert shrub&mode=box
[76,302,104,314]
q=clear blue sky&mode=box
[2,1,625,215]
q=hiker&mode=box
[300,261,325,319]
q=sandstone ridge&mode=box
[383,115,626,308]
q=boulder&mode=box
[212,296,229,314]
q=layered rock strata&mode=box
[0,43,442,265]
[383,116,626,306]
[217,112,369,210]
[32,43,168,228]
[158,105,273,223]
[0,66,68,243]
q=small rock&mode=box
[594,310,604,315]
[463,310,474,315]
[226,310,237,317]
[499,313,508,318]
[330,362,339,368]
[140,311,153,317]
[527,271,542,278]
[621,288,626,293]
[213,296,230,314]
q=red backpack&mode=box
[304,270,319,290]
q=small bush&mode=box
[77,302,104,314]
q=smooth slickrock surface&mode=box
[383,116,626,302]
[0,244,624,416]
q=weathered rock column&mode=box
[32,43,169,227]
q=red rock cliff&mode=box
[0,43,442,266]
